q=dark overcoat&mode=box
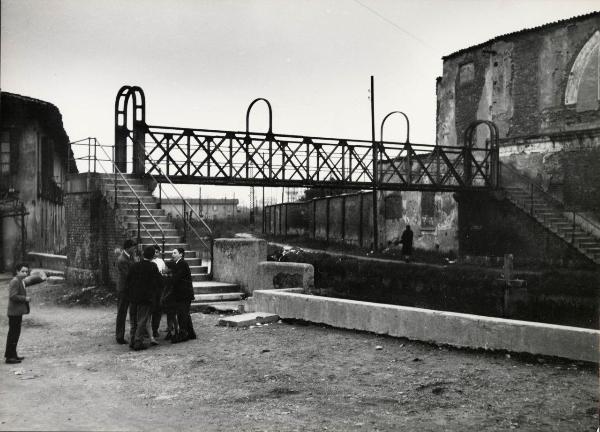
[170,259,195,303]
[127,259,162,305]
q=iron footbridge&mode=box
[114,85,499,192]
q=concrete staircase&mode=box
[99,173,245,307]
[501,169,600,264]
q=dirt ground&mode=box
[0,282,597,432]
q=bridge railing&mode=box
[142,125,498,191]
[144,152,213,268]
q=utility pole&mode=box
[250,187,255,224]
[371,76,378,252]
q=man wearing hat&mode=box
[115,239,137,344]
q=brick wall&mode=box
[65,174,129,287]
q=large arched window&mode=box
[565,31,600,112]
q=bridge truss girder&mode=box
[115,86,500,192]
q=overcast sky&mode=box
[2,0,598,204]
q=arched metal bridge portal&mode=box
[115,86,500,191]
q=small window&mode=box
[459,62,474,84]
[384,194,402,219]
[1,131,10,175]
[421,192,435,228]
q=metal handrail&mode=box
[144,155,212,234]
[143,164,211,253]
[73,138,168,252]
[500,161,564,209]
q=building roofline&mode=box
[442,11,600,60]
[1,91,60,110]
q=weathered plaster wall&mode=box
[2,119,68,270]
[265,190,458,253]
[382,190,458,252]
[500,130,600,213]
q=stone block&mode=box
[218,312,279,328]
[213,238,267,295]
[247,261,314,295]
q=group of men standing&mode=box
[115,240,196,350]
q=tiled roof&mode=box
[443,11,600,60]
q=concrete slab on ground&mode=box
[190,301,245,314]
[218,312,279,327]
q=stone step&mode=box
[138,242,189,251]
[193,281,239,294]
[127,222,173,229]
[121,199,159,206]
[119,199,160,208]
[185,257,203,266]
[129,228,179,236]
[123,215,170,223]
[137,235,182,243]
[190,265,209,274]
[192,292,245,303]
[192,273,211,282]
[120,205,164,214]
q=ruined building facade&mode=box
[382,12,600,259]
[0,92,74,271]
[437,11,600,211]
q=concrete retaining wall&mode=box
[247,262,314,295]
[252,290,599,362]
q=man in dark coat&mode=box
[5,263,31,364]
[115,239,136,344]
[169,248,196,343]
[127,246,163,350]
[400,225,414,263]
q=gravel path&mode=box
[0,283,597,431]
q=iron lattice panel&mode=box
[143,126,497,191]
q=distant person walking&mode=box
[128,246,163,351]
[170,248,196,343]
[5,263,31,364]
[400,225,414,263]
[115,239,137,345]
